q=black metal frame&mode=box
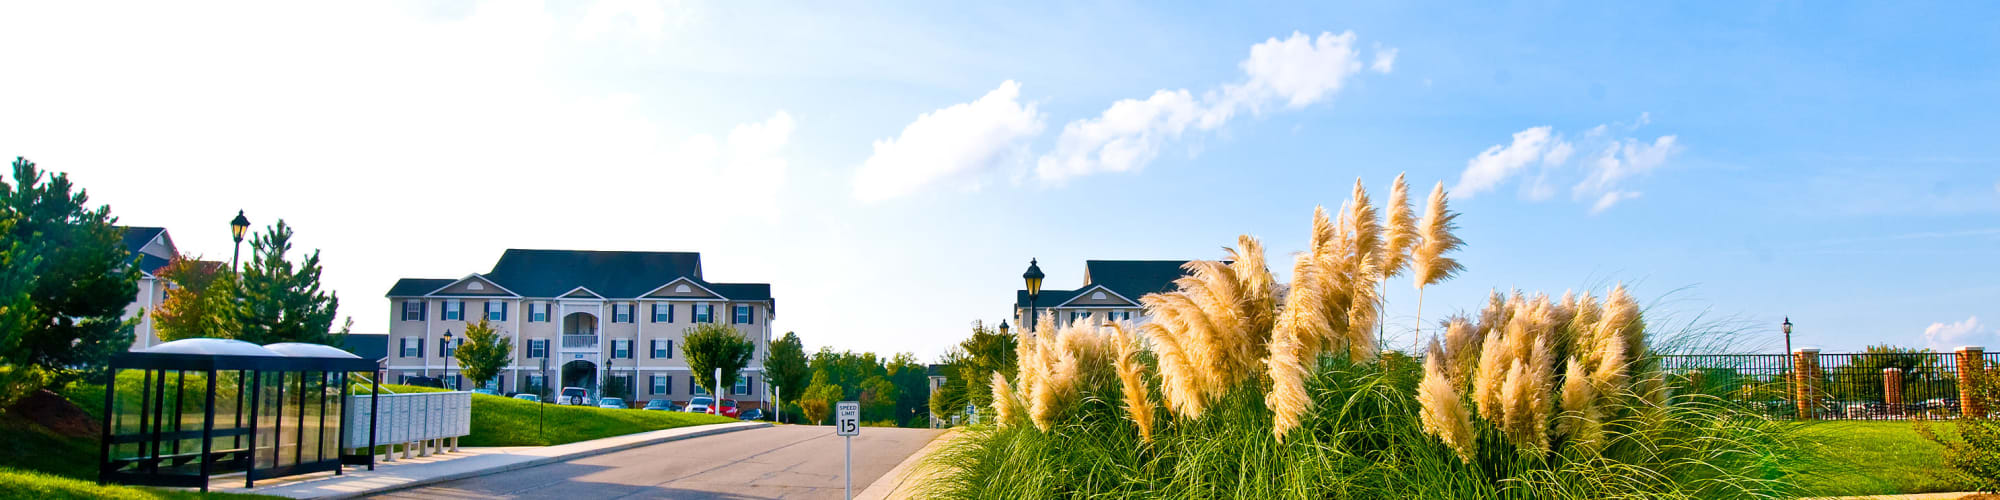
[99,351,379,491]
[1659,352,1983,420]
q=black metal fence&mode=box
[1657,352,1995,420]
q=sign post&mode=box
[835,401,860,499]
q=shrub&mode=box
[1917,360,2000,493]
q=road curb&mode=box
[310,421,770,499]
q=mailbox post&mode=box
[836,401,860,499]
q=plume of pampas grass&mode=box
[1266,322,1313,442]
[1442,316,1483,385]
[1420,339,1476,463]
[1381,173,1418,277]
[1410,181,1465,350]
[991,371,1025,427]
[1141,237,1276,419]
[1025,321,1119,431]
[1111,323,1157,443]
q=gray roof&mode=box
[387,249,772,302]
[120,226,165,255]
[339,334,389,362]
[1015,260,1193,309]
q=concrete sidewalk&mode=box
[208,421,769,499]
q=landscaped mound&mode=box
[925,175,1809,499]
[367,384,737,446]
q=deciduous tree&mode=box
[151,255,237,342]
[455,318,513,391]
[766,331,809,409]
[681,323,754,397]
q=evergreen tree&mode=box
[681,323,754,397]
[455,318,513,390]
[234,220,342,345]
[766,331,809,408]
[151,255,238,342]
[1,157,139,383]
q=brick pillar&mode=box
[1795,349,1821,420]
[1882,368,1903,417]
[1959,346,1986,418]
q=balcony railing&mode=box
[561,335,598,349]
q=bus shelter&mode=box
[98,338,380,491]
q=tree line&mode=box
[0,157,344,409]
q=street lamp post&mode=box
[1022,259,1044,333]
[1782,317,1795,413]
[998,320,1009,337]
[442,330,455,390]
[604,358,614,407]
[229,210,250,272]
[1782,317,1793,357]
[538,357,548,442]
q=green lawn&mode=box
[1797,420,1980,496]
[363,384,739,447]
[0,467,278,500]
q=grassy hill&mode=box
[363,384,738,446]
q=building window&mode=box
[445,374,460,390]
[651,375,667,395]
[403,301,423,321]
[528,373,545,392]
[692,381,709,396]
[531,303,548,322]
[401,337,419,357]
[612,339,631,359]
[441,338,460,358]
[443,300,463,321]
[651,339,670,359]
[1070,311,1089,324]
[652,304,671,323]
[1109,311,1132,322]
[529,339,548,358]
[487,301,506,321]
[734,305,752,324]
[613,304,632,323]
[694,304,712,323]
[733,375,751,395]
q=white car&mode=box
[685,396,715,414]
[559,387,591,406]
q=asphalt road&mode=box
[368,425,944,500]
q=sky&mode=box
[2,1,1996,359]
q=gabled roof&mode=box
[1052,283,1139,307]
[340,334,389,363]
[1015,289,1078,309]
[484,249,702,298]
[387,278,456,297]
[1084,260,1196,302]
[120,226,166,255]
[1015,260,1195,309]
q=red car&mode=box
[686,396,741,418]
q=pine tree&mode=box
[1,157,140,383]
[235,220,343,346]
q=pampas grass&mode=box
[930,175,1808,499]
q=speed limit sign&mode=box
[835,401,860,436]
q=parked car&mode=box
[643,399,681,411]
[685,396,739,417]
[559,387,591,406]
[738,408,766,421]
[513,394,541,403]
[597,397,627,409]
[472,388,499,396]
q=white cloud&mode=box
[1450,114,1679,212]
[1370,44,1398,74]
[1923,316,1990,350]
[852,80,1045,202]
[1453,126,1556,197]
[1035,89,1200,182]
[1590,190,1642,213]
[1037,31,1385,183]
[575,0,691,42]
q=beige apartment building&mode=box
[1011,260,1195,331]
[385,249,775,409]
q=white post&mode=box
[714,367,723,406]
[775,385,781,423]
[845,434,852,500]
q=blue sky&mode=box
[2,1,1995,358]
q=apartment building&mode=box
[119,226,199,350]
[385,249,775,408]
[1011,260,1195,330]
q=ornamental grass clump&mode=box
[933,174,1808,499]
